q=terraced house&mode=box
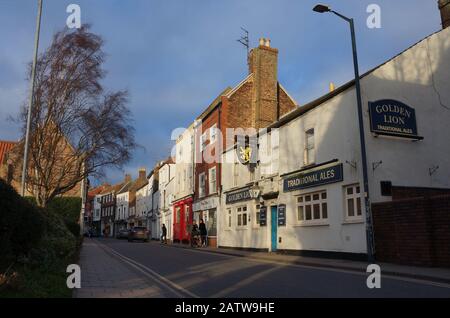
[192,38,298,247]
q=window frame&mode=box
[296,190,328,225]
[236,205,248,229]
[304,128,315,166]
[199,172,206,198]
[209,167,217,194]
[254,204,261,227]
[210,124,217,144]
[344,184,363,222]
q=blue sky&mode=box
[0,0,442,184]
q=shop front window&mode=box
[208,209,217,236]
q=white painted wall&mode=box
[174,125,194,202]
[219,27,450,254]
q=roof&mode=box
[88,183,110,196]
[269,27,447,130]
[130,177,148,193]
[117,181,133,194]
[0,140,18,164]
[196,87,232,120]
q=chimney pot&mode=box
[259,38,265,46]
[265,38,271,47]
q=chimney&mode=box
[439,0,450,29]
[248,37,279,129]
[124,174,131,183]
[138,168,146,180]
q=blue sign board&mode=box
[368,99,419,139]
[226,188,252,204]
[259,206,267,226]
[278,204,286,226]
[283,163,343,192]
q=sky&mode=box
[0,0,442,185]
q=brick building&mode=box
[192,39,297,247]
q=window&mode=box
[227,209,232,228]
[199,173,206,198]
[297,191,328,223]
[200,132,207,152]
[304,128,315,165]
[233,162,239,187]
[255,204,261,226]
[209,167,217,194]
[237,206,248,227]
[185,206,190,224]
[176,207,181,223]
[345,184,362,220]
[210,125,217,144]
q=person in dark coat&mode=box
[161,224,167,244]
[199,219,207,247]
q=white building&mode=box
[220,26,450,258]
[135,176,149,227]
[92,193,102,235]
[172,124,195,243]
[159,160,176,241]
[115,176,132,233]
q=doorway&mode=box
[271,206,278,251]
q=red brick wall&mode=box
[372,195,450,267]
[392,186,450,200]
[195,107,221,201]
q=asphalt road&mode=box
[94,238,450,298]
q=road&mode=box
[77,238,450,298]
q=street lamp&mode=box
[21,0,43,196]
[313,4,375,263]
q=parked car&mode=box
[116,229,129,239]
[128,227,150,242]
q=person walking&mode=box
[199,219,207,247]
[190,220,200,247]
[161,224,167,244]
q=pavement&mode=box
[165,241,450,285]
[73,240,175,298]
[73,238,450,298]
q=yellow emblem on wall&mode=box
[238,146,252,164]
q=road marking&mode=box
[95,240,199,298]
[160,243,450,289]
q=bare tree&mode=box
[11,25,136,207]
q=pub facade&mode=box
[219,26,450,257]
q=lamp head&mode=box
[313,4,331,13]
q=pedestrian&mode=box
[191,220,200,247]
[161,224,167,244]
[199,219,207,247]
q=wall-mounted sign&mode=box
[259,206,267,226]
[236,136,258,165]
[193,197,219,212]
[226,188,252,204]
[278,204,286,226]
[283,163,343,192]
[368,99,421,139]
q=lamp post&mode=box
[313,4,375,262]
[21,0,43,196]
